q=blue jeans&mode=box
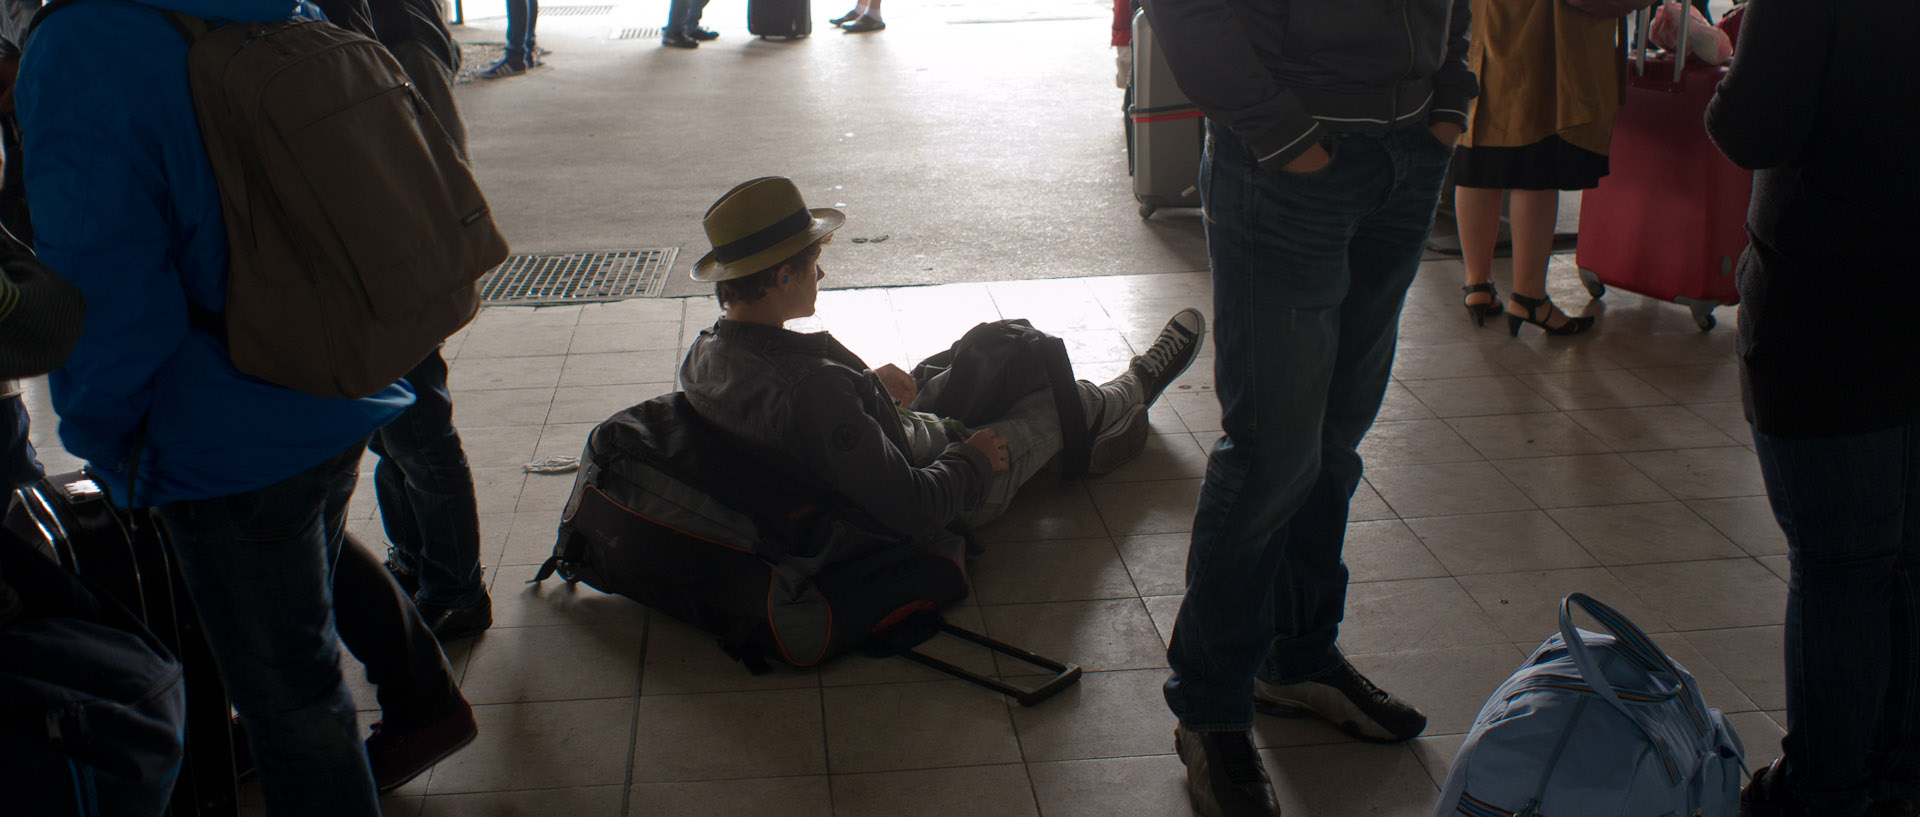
[504,0,538,61]
[1754,424,1920,816]
[1163,121,1453,730]
[666,0,711,36]
[370,348,485,610]
[2,392,44,489]
[154,440,379,817]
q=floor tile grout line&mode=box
[619,611,650,817]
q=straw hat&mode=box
[690,177,845,282]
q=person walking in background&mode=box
[661,0,715,49]
[481,0,538,77]
[1704,0,1920,815]
[1453,0,1619,337]
[1143,0,1475,813]
[828,0,883,33]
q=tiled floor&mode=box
[31,248,1781,816]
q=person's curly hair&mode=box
[715,235,831,308]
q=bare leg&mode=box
[1503,189,1572,327]
[1454,185,1504,308]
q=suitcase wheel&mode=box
[1578,268,1606,300]
[1139,202,1157,219]
[1691,305,1717,332]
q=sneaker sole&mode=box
[1253,687,1421,744]
[375,727,478,794]
[1086,404,1150,476]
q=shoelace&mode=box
[1329,661,1391,704]
[1213,732,1267,784]
[1137,325,1193,378]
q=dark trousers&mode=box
[1755,424,1920,815]
[370,348,486,610]
[331,533,461,730]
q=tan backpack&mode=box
[167,13,508,398]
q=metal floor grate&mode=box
[542,4,614,15]
[612,26,663,39]
[479,249,678,305]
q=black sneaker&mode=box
[1131,308,1205,407]
[477,57,528,79]
[689,27,720,40]
[419,592,493,644]
[1254,657,1426,743]
[662,31,699,48]
[1173,726,1281,817]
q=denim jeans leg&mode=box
[371,349,485,610]
[665,0,691,35]
[1756,423,1920,816]
[1165,123,1449,729]
[959,388,1066,528]
[1261,124,1450,679]
[155,441,379,817]
[504,0,534,60]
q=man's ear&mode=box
[771,262,794,289]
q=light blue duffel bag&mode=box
[1432,593,1748,817]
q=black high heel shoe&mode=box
[1462,282,1503,327]
[829,9,860,23]
[1506,292,1596,337]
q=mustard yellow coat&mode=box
[1460,0,1626,155]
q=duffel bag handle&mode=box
[1558,593,1713,780]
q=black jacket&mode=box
[1143,0,1476,169]
[1706,0,1920,437]
[680,320,991,540]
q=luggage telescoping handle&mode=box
[867,611,1084,707]
[1634,1,1689,84]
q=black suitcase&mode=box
[748,0,810,39]
[9,471,242,817]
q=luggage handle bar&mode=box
[870,612,1083,707]
[1634,1,1688,85]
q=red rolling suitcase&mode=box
[1574,10,1752,331]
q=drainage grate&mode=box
[479,249,678,305]
[613,26,663,39]
[541,4,614,15]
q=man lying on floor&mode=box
[678,176,1205,537]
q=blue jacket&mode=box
[17,0,413,507]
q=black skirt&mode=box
[1452,135,1611,191]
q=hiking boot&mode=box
[367,698,478,793]
[478,57,528,79]
[1254,657,1426,743]
[1131,308,1205,407]
[419,592,492,644]
[1174,725,1280,817]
